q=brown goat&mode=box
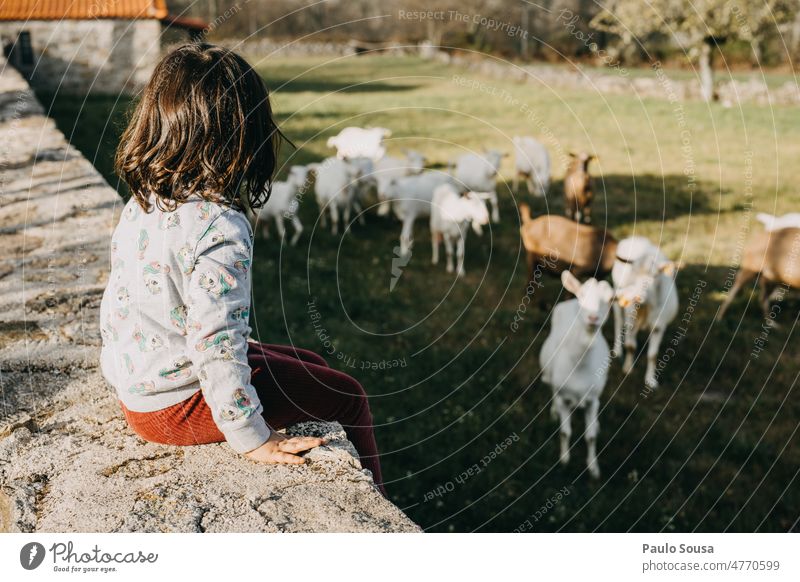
[717,227,800,322]
[519,204,617,298]
[564,152,595,223]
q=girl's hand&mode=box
[244,431,326,464]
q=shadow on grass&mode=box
[271,78,420,94]
[520,173,725,228]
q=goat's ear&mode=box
[326,137,336,148]
[561,271,582,295]
[659,261,676,276]
[568,151,577,158]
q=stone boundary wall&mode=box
[425,49,800,107]
[0,56,418,533]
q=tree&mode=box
[590,0,797,102]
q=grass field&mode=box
[41,55,800,532]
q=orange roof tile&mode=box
[0,0,169,21]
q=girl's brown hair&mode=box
[116,43,284,213]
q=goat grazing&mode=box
[453,149,505,223]
[512,136,550,198]
[311,157,362,235]
[327,126,390,160]
[519,204,617,297]
[717,227,800,323]
[540,271,614,479]
[384,171,453,257]
[611,237,679,389]
[756,212,800,232]
[430,183,490,277]
[564,152,595,223]
[258,165,309,246]
[375,150,426,216]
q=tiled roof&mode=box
[0,0,169,21]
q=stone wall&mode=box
[0,56,418,533]
[0,19,162,94]
[424,49,800,107]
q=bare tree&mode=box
[591,0,797,102]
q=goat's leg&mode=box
[584,398,601,479]
[261,221,270,239]
[490,191,500,223]
[319,201,328,228]
[274,215,286,241]
[443,235,455,274]
[527,176,538,197]
[342,201,352,230]
[759,279,779,326]
[612,302,624,358]
[352,197,366,226]
[513,172,520,194]
[431,230,440,265]
[526,252,535,287]
[716,269,757,321]
[554,395,572,466]
[399,216,414,258]
[644,325,666,389]
[455,234,466,278]
[622,306,639,374]
[329,204,339,236]
[289,215,303,246]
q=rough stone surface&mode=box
[0,57,419,533]
[0,20,163,95]
[423,46,800,107]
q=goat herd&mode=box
[257,126,800,479]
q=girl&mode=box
[99,44,384,493]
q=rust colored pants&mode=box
[121,341,384,493]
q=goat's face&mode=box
[464,192,491,235]
[289,165,310,187]
[404,149,426,172]
[568,152,595,172]
[483,149,506,172]
[616,259,675,308]
[561,271,614,333]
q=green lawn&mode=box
[43,55,800,532]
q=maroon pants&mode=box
[121,341,384,493]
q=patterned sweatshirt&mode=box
[99,196,271,453]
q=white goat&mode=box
[347,156,376,225]
[258,165,308,246]
[384,171,453,257]
[430,183,490,277]
[327,126,390,160]
[611,237,679,389]
[756,212,800,231]
[512,136,550,197]
[375,150,426,216]
[540,271,614,479]
[453,149,505,223]
[311,157,362,235]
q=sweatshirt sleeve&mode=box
[186,209,270,453]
